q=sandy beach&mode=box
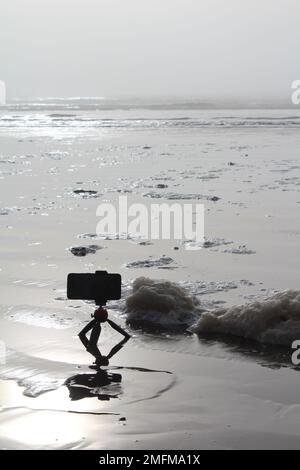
[1,102,300,449]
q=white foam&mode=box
[181,237,232,250]
[143,191,220,202]
[222,245,256,255]
[192,290,300,345]
[0,207,19,215]
[78,232,143,241]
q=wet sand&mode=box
[2,317,300,450]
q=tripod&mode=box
[78,305,130,365]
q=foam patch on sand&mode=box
[68,244,103,256]
[0,207,20,215]
[78,232,143,241]
[181,237,233,250]
[125,256,175,269]
[143,191,220,202]
[222,245,256,255]
[192,290,300,345]
[125,277,203,327]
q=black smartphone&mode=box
[67,270,121,304]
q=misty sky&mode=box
[0,0,299,99]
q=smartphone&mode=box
[67,270,121,304]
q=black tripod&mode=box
[78,305,130,365]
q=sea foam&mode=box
[192,289,300,345]
[125,277,202,327]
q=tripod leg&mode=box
[107,336,130,360]
[78,319,96,350]
[107,318,131,338]
[88,322,102,360]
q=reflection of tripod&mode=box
[66,337,126,401]
[78,306,130,365]
[66,368,122,401]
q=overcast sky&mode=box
[0,0,299,99]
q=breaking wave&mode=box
[1,113,300,130]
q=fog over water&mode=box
[0,0,299,101]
